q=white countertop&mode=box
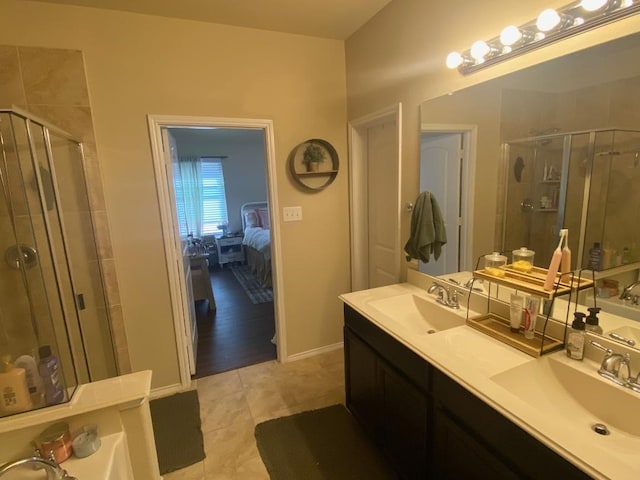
[340,278,640,480]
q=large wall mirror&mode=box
[420,31,640,347]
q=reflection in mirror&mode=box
[420,32,640,348]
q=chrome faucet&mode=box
[0,455,77,479]
[590,341,632,387]
[619,280,640,302]
[428,282,460,309]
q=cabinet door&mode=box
[381,361,429,479]
[435,407,520,480]
[344,327,383,441]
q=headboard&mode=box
[241,201,269,231]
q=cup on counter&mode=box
[37,422,73,463]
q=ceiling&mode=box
[33,0,393,39]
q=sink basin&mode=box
[491,354,640,436]
[605,325,640,347]
[366,293,466,335]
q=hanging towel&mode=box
[404,191,447,263]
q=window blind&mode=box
[200,158,228,235]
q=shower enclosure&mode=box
[502,128,640,271]
[0,108,117,417]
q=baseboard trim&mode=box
[149,382,190,400]
[286,341,344,362]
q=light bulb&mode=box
[446,52,463,69]
[537,9,561,31]
[581,0,607,11]
[470,40,490,61]
[500,25,522,46]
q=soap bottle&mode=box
[589,242,602,271]
[585,307,603,334]
[38,345,64,405]
[566,312,586,360]
[0,354,33,414]
[15,353,44,407]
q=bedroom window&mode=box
[174,156,229,237]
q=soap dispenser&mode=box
[585,307,603,334]
[567,312,586,360]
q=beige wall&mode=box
[346,0,640,276]
[0,0,350,389]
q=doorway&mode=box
[419,125,477,275]
[349,104,402,292]
[147,115,285,388]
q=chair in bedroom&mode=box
[190,254,216,312]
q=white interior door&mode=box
[349,105,402,292]
[161,128,198,375]
[419,132,462,276]
[367,121,400,288]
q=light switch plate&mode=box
[283,206,303,222]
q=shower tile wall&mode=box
[0,45,130,378]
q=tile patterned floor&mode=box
[163,347,345,479]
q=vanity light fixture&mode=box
[446,0,640,74]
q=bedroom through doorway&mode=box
[148,114,284,388]
[169,127,277,378]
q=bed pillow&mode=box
[244,209,260,228]
[257,207,270,230]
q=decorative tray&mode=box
[466,314,564,358]
[472,265,594,299]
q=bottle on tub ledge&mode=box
[38,345,65,406]
[0,354,33,415]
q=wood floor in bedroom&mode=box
[193,266,276,378]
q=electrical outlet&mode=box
[283,206,303,222]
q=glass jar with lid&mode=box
[484,252,507,277]
[512,247,535,273]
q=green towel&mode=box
[404,191,447,263]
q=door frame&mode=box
[420,124,477,272]
[348,104,402,292]
[147,115,285,389]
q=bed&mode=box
[241,202,272,288]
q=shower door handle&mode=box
[76,293,86,311]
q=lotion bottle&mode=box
[567,312,586,360]
[15,353,44,407]
[0,355,33,414]
[585,307,603,334]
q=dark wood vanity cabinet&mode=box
[344,305,430,479]
[343,304,592,480]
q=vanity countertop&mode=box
[340,274,640,480]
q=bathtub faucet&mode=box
[0,455,77,479]
[619,280,640,303]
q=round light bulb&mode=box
[581,0,607,11]
[537,9,561,31]
[470,40,490,61]
[446,52,463,69]
[500,25,522,46]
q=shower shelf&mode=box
[534,208,558,213]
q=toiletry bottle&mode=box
[523,296,540,340]
[585,307,603,334]
[15,353,44,407]
[567,312,586,360]
[589,242,602,271]
[0,355,33,414]
[509,294,524,333]
[38,345,64,405]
